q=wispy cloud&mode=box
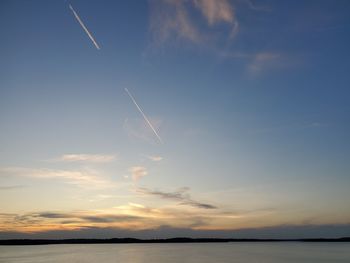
[129,166,148,182]
[0,210,143,232]
[150,0,200,43]
[69,4,100,50]
[0,167,113,189]
[0,204,266,233]
[194,0,234,25]
[248,52,283,74]
[57,154,116,163]
[125,88,163,144]
[137,187,217,209]
[149,0,238,45]
[0,185,24,190]
[36,212,138,223]
[180,199,217,209]
[148,155,163,162]
[219,50,296,74]
[1,205,207,233]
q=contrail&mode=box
[125,88,163,144]
[69,4,100,50]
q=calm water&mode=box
[1,242,350,263]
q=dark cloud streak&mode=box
[137,187,217,209]
[2,212,143,226]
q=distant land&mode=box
[1,237,349,245]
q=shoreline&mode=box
[1,237,349,245]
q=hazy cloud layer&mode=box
[1,223,350,239]
[1,203,339,237]
[194,0,234,25]
[149,0,238,45]
[0,167,113,189]
[0,210,142,233]
[248,52,281,73]
[0,185,24,190]
[150,0,200,43]
[137,187,217,209]
[149,0,292,74]
[58,154,116,163]
[218,51,293,74]
[0,203,237,234]
[36,212,138,223]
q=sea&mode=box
[1,242,350,263]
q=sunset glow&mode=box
[1,0,350,239]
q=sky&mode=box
[0,0,350,239]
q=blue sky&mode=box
[0,0,350,238]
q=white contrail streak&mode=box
[124,88,163,144]
[69,4,100,50]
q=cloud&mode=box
[129,166,148,182]
[36,212,72,219]
[246,51,301,75]
[35,212,138,224]
[0,210,143,233]
[194,0,234,25]
[150,0,200,44]
[58,154,116,163]
[0,185,24,190]
[149,0,238,45]
[0,206,202,233]
[148,155,163,162]
[180,200,217,209]
[219,51,297,74]
[138,187,189,200]
[0,167,113,189]
[81,215,138,223]
[0,203,275,234]
[248,52,282,73]
[137,187,217,209]
[2,223,350,239]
